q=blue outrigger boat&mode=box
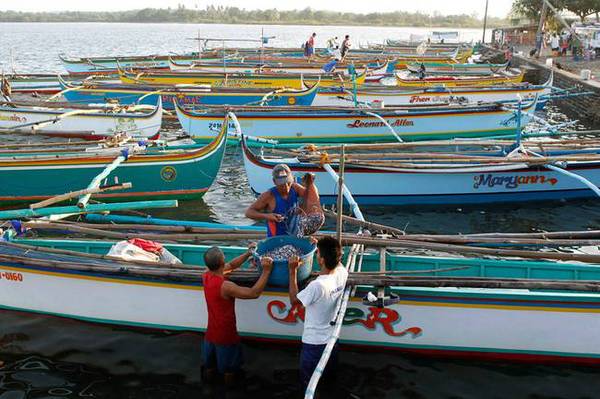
[57,78,319,110]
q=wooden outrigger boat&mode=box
[119,68,367,89]
[176,100,536,143]
[169,56,389,78]
[406,61,510,75]
[0,118,228,205]
[313,76,553,108]
[0,99,163,139]
[2,231,600,365]
[57,78,320,110]
[241,137,600,205]
[59,52,238,75]
[395,69,525,87]
[3,73,118,95]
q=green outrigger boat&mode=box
[0,119,228,205]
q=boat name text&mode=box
[347,119,414,128]
[267,300,422,338]
[0,271,23,282]
[473,174,558,189]
[0,114,27,123]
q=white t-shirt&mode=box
[332,48,342,61]
[551,36,560,49]
[297,264,349,345]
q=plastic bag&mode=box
[107,241,160,262]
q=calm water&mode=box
[1,23,600,399]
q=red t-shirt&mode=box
[308,36,315,47]
[203,272,240,345]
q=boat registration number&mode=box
[208,122,238,131]
[0,271,23,282]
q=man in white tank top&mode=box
[288,236,348,391]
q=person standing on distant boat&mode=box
[202,245,274,385]
[305,32,317,60]
[245,164,323,237]
[341,35,351,60]
[326,36,339,52]
[551,33,560,56]
[288,236,348,391]
[331,46,342,62]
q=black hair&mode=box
[204,246,225,271]
[317,236,342,270]
[345,35,349,39]
[312,32,317,36]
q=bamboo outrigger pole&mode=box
[0,200,178,220]
[306,151,366,398]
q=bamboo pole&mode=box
[24,221,264,241]
[29,183,132,210]
[32,220,266,235]
[336,145,345,243]
[78,154,129,208]
[324,208,405,236]
[0,200,178,220]
[338,236,600,264]
[346,275,600,292]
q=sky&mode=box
[4,0,514,18]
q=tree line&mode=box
[512,0,600,22]
[0,6,506,27]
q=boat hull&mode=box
[4,239,600,365]
[119,70,367,89]
[0,124,227,205]
[60,86,318,110]
[314,86,550,108]
[242,147,600,205]
[177,104,532,143]
[0,103,163,138]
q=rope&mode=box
[361,111,403,143]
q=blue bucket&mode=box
[256,236,316,287]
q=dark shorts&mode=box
[202,340,243,374]
[300,343,338,389]
[305,46,314,56]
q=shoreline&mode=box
[0,21,501,28]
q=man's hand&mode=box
[265,213,284,223]
[308,236,318,245]
[288,255,302,271]
[261,256,274,273]
[302,172,316,186]
[246,242,257,255]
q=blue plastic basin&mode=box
[256,236,316,287]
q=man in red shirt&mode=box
[202,244,273,384]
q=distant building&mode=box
[492,24,537,46]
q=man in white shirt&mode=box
[550,33,560,54]
[288,236,348,391]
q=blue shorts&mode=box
[300,343,338,389]
[202,340,243,374]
